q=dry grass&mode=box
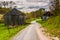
[36,15,60,39]
[0,14,3,20]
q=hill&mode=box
[0,8,10,23]
[37,14,60,39]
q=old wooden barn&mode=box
[4,8,26,26]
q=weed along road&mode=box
[11,21,51,40]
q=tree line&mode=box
[0,1,16,8]
[26,8,45,20]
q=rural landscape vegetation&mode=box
[0,0,60,40]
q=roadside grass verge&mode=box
[36,16,60,39]
[0,23,29,40]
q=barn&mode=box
[4,8,26,26]
[41,11,53,20]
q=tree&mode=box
[0,2,2,8]
[25,8,45,20]
[29,8,45,18]
[5,1,8,8]
[50,0,60,15]
[9,1,16,9]
[2,1,9,8]
[33,8,45,18]
[2,1,6,8]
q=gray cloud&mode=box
[0,0,50,12]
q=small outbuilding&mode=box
[41,11,53,20]
[4,8,26,26]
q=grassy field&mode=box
[36,15,60,39]
[0,23,29,40]
[0,8,33,40]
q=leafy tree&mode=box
[33,8,45,18]
[26,8,45,19]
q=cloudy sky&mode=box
[0,0,51,13]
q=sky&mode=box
[0,0,51,13]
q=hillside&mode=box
[0,8,10,23]
[37,14,60,39]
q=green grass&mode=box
[36,15,60,39]
[26,18,36,23]
[0,23,29,40]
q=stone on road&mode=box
[11,21,51,40]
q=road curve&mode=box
[11,21,51,40]
[11,21,39,40]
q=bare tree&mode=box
[50,0,60,15]
[2,1,6,8]
[5,1,9,8]
[0,2,1,7]
[9,1,16,9]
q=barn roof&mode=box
[4,8,25,16]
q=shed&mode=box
[4,8,26,26]
[41,11,53,20]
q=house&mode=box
[4,8,26,26]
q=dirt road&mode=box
[11,21,51,40]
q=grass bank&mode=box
[0,23,29,40]
[26,18,37,23]
[36,15,60,39]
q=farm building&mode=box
[4,8,26,26]
[41,11,53,20]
